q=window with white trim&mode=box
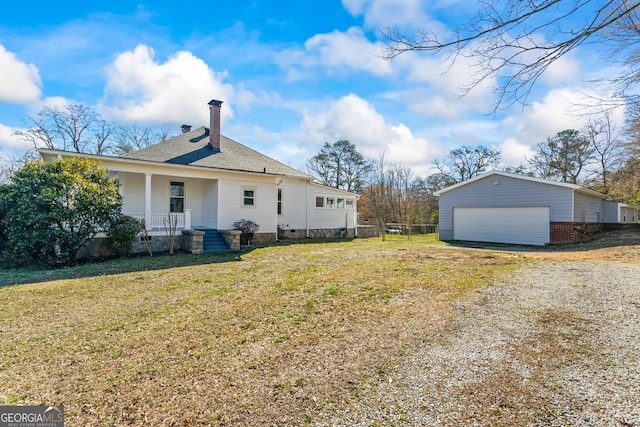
[243,188,255,206]
[170,182,184,213]
[316,195,356,209]
[277,188,283,215]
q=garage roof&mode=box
[433,170,606,199]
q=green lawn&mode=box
[0,235,523,426]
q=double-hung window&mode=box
[170,182,184,213]
[243,188,255,206]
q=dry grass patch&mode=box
[0,235,522,426]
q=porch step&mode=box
[197,229,231,253]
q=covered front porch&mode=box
[116,171,219,233]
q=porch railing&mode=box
[126,210,191,230]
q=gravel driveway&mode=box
[318,260,640,426]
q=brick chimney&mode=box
[181,124,192,134]
[208,99,223,152]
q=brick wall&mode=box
[550,222,599,244]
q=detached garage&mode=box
[435,171,633,245]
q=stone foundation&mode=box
[76,234,188,260]
[250,232,277,244]
[307,228,354,239]
[277,228,307,240]
[76,226,373,260]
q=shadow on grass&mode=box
[0,238,361,288]
[445,228,640,253]
[0,251,246,288]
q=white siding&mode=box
[185,179,203,227]
[620,206,639,224]
[308,185,358,230]
[150,175,168,214]
[120,172,145,216]
[200,180,218,229]
[278,178,309,230]
[217,177,278,232]
[573,192,602,222]
[601,200,619,223]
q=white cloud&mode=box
[0,123,30,151]
[301,93,443,175]
[100,44,240,126]
[0,44,42,104]
[342,0,439,29]
[304,27,390,75]
[342,0,368,15]
[39,96,75,110]
[390,45,499,119]
[495,87,626,166]
[499,138,534,167]
[277,28,390,80]
[540,53,581,86]
[502,88,592,145]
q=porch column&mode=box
[145,173,152,230]
[184,209,192,230]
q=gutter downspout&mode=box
[306,180,311,238]
[275,178,283,241]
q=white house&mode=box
[435,170,640,246]
[39,100,360,253]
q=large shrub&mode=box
[105,214,144,258]
[0,157,122,267]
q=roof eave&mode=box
[433,170,608,199]
[38,148,303,178]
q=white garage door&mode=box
[453,207,550,246]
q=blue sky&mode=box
[0,0,625,176]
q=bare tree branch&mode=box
[382,0,640,111]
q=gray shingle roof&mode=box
[121,126,310,178]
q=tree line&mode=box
[306,110,640,230]
[13,104,170,155]
[0,104,170,183]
